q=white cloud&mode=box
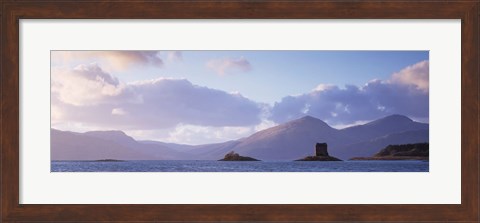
[301,104,311,114]
[167,51,183,62]
[206,57,252,76]
[51,63,137,106]
[391,60,429,92]
[52,64,264,130]
[270,60,429,126]
[313,84,335,92]
[254,119,276,132]
[163,124,253,145]
[51,51,164,71]
[111,108,127,115]
[126,118,277,145]
[51,105,64,124]
[331,120,371,129]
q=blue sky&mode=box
[51,51,429,144]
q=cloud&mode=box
[167,51,183,62]
[128,78,264,127]
[51,51,164,71]
[331,120,370,129]
[313,84,336,92]
[51,63,138,106]
[52,64,264,130]
[391,60,429,92]
[111,108,127,115]
[270,60,429,126]
[161,124,253,145]
[125,118,276,145]
[206,57,252,76]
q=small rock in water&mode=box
[218,151,260,161]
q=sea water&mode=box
[51,160,428,172]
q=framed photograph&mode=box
[1,1,478,222]
[50,50,430,172]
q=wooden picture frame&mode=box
[1,1,478,222]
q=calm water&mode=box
[51,160,429,172]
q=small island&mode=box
[218,151,260,161]
[93,159,125,162]
[350,143,429,161]
[295,143,342,161]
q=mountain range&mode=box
[51,114,429,161]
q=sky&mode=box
[51,51,429,144]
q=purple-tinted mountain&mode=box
[52,129,145,160]
[334,129,429,159]
[141,139,241,159]
[51,114,429,161]
[340,114,428,142]
[84,130,138,147]
[51,129,190,160]
[218,116,355,160]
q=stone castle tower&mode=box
[315,143,328,156]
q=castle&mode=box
[315,143,328,156]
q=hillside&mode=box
[51,114,429,161]
[220,116,354,160]
[334,129,429,159]
[51,129,190,160]
[340,114,428,142]
[350,143,429,160]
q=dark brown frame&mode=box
[1,1,478,222]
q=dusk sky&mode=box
[51,51,429,144]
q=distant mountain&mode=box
[140,139,241,160]
[84,130,137,147]
[140,140,198,151]
[51,114,429,161]
[51,129,147,160]
[51,129,190,160]
[185,140,242,160]
[340,114,428,142]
